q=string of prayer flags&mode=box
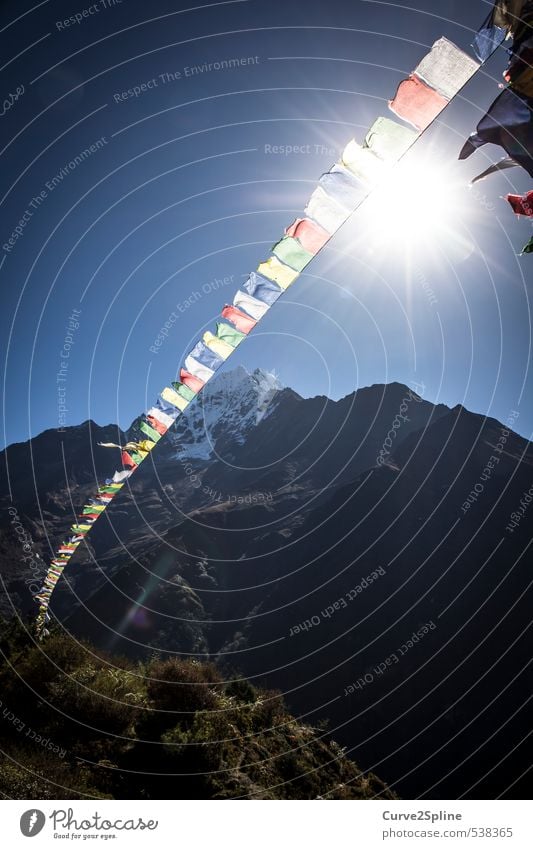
[506,190,533,215]
[414,37,480,100]
[389,75,449,131]
[36,12,502,637]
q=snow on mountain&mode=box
[166,366,285,461]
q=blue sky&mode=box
[1,0,532,448]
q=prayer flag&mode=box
[129,450,147,466]
[364,117,418,162]
[305,186,347,233]
[179,368,205,392]
[284,218,329,254]
[221,304,257,334]
[203,330,234,360]
[473,15,507,62]
[122,450,137,469]
[243,271,283,305]
[256,256,299,288]
[341,140,386,184]
[233,289,270,320]
[389,75,449,130]
[137,440,156,453]
[506,189,533,214]
[318,164,366,210]
[146,415,168,436]
[140,420,162,443]
[161,386,190,411]
[272,236,314,272]
[216,321,246,347]
[183,354,215,383]
[188,339,224,372]
[170,382,196,401]
[414,37,480,100]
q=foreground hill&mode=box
[0,622,395,800]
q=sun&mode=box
[359,154,474,262]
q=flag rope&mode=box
[33,19,507,638]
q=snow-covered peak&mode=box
[168,366,284,460]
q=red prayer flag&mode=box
[389,75,448,131]
[284,218,330,254]
[221,304,257,334]
[121,450,137,469]
[147,414,168,435]
[506,190,533,216]
[179,368,205,393]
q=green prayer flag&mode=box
[522,236,533,254]
[83,505,105,514]
[171,381,196,401]
[272,236,313,272]
[140,420,162,443]
[216,322,246,348]
[364,117,418,162]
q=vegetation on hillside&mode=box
[0,619,396,800]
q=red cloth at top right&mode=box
[507,190,533,216]
[389,74,449,131]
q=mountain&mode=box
[1,368,531,799]
[0,367,445,618]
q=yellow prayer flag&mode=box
[341,140,386,185]
[203,331,234,360]
[257,257,299,290]
[161,386,189,412]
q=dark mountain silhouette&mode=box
[1,368,531,799]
